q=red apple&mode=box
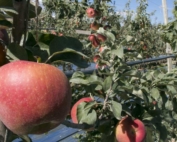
[93,55,101,63]
[71,97,93,124]
[115,116,146,142]
[152,101,157,105]
[86,8,98,18]
[88,34,100,47]
[0,60,72,135]
[97,34,107,42]
[90,22,100,31]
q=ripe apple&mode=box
[71,97,93,124]
[88,34,100,47]
[93,55,101,63]
[115,116,146,142]
[0,60,72,135]
[90,22,101,31]
[97,34,107,42]
[0,42,6,66]
[86,8,98,18]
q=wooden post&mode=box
[162,0,172,73]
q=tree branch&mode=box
[23,0,30,48]
[12,0,27,44]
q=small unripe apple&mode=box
[90,22,100,31]
[0,61,72,135]
[152,101,157,105]
[86,8,98,18]
[71,97,93,123]
[97,34,107,42]
[115,116,146,142]
[143,44,147,50]
[93,55,101,63]
[88,34,100,47]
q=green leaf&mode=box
[95,85,103,91]
[49,36,83,53]
[165,100,173,111]
[111,100,122,120]
[101,133,116,142]
[19,135,32,142]
[103,76,112,91]
[144,126,155,142]
[132,89,144,99]
[71,71,85,78]
[70,73,103,86]
[79,110,97,125]
[77,102,97,125]
[122,70,140,77]
[29,3,42,19]
[150,88,160,101]
[70,78,89,85]
[0,0,42,18]
[25,33,49,62]
[0,20,12,28]
[126,35,134,42]
[49,36,89,68]
[38,33,56,45]
[109,45,124,58]
[166,85,177,95]
[7,43,28,60]
[97,27,115,42]
[0,7,18,14]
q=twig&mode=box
[23,0,30,48]
[3,129,8,142]
[99,84,113,119]
[35,0,39,41]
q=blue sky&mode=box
[114,0,174,24]
[38,0,174,24]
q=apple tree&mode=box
[0,0,177,142]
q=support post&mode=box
[162,0,172,72]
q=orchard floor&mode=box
[13,125,82,142]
